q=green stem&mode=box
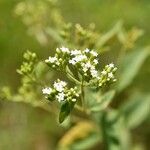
[66,67,81,85]
[81,77,85,108]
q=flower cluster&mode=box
[17,50,37,75]
[98,63,117,87]
[42,79,79,103]
[45,47,117,87]
[69,48,99,82]
[45,47,70,70]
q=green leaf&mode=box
[59,101,75,123]
[120,93,150,129]
[45,27,65,44]
[117,47,150,92]
[96,21,123,48]
[34,61,47,79]
[90,90,115,112]
[100,110,130,150]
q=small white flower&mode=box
[42,87,52,95]
[54,81,67,92]
[101,70,107,75]
[71,50,81,55]
[60,81,67,87]
[108,72,114,78]
[83,67,88,72]
[45,56,57,63]
[96,76,100,80]
[90,69,98,78]
[60,47,70,53]
[73,54,87,62]
[56,61,60,65]
[82,62,92,72]
[90,50,98,57]
[56,92,65,102]
[69,59,76,65]
[85,62,92,68]
[93,59,98,64]
[84,48,90,53]
[109,63,114,68]
[90,65,95,70]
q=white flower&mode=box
[71,50,81,55]
[60,47,70,53]
[60,81,67,87]
[73,54,87,62]
[108,72,114,78]
[90,69,98,78]
[84,48,90,53]
[56,92,65,102]
[109,63,114,68]
[93,59,98,64]
[90,65,95,70]
[83,67,88,72]
[42,87,52,95]
[54,81,67,92]
[101,70,107,75]
[69,59,76,65]
[90,50,98,57]
[81,62,92,72]
[85,62,92,68]
[55,61,60,65]
[45,56,57,63]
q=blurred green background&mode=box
[0,0,150,149]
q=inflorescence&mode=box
[42,79,79,103]
[44,47,117,88]
[42,47,117,123]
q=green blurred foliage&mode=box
[0,0,150,150]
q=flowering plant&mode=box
[0,1,149,148]
[41,47,117,123]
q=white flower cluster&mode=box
[42,79,79,103]
[68,48,99,81]
[45,47,99,80]
[45,47,70,69]
[45,47,117,87]
[98,63,117,87]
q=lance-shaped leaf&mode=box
[120,93,150,129]
[100,110,130,150]
[90,90,115,112]
[117,46,150,92]
[59,100,75,123]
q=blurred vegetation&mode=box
[0,0,150,150]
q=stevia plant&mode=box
[0,1,149,149]
[42,47,117,123]
[1,21,149,150]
